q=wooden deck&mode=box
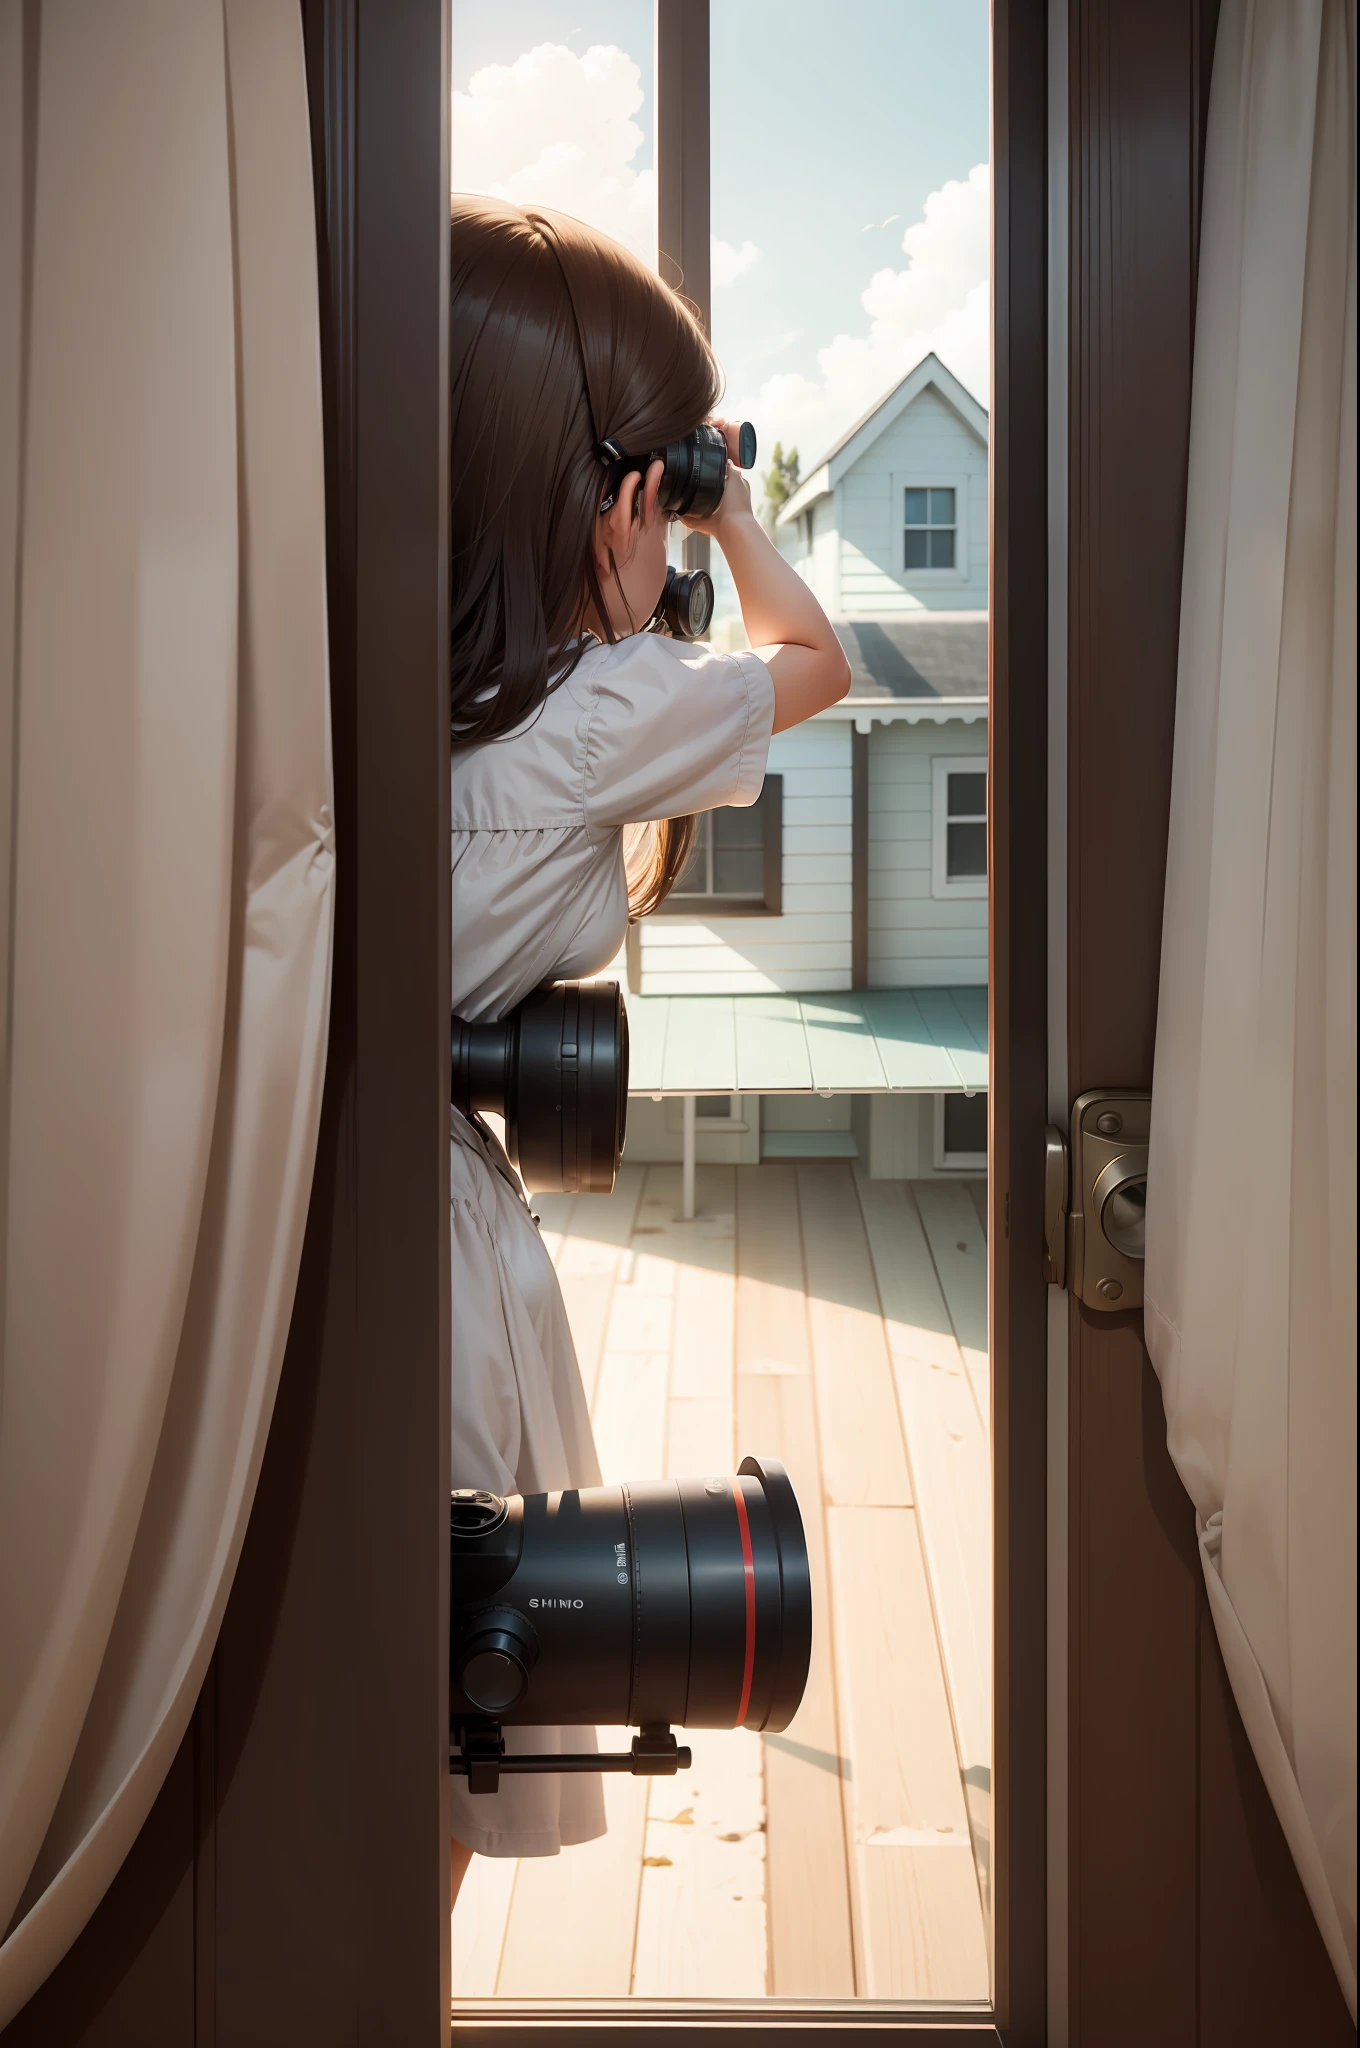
[452,1161,992,2005]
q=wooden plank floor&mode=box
[452,1162,991,2006]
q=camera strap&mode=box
[595,437,644,515]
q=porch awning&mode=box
[624,987,988,1097]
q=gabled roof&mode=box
[777,353,988,526]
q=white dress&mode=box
[449,631,775,1856]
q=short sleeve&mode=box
[580,635,776,832]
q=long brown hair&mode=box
[449,196,717,915]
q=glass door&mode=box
[449,0,1011,2022]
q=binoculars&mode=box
[651,563,714,640]
[598,419,757,523]
[602,419,757,644]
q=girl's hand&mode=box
[679,418,755,535]
[682,416,850,733]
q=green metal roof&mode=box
[625,987,988,1097]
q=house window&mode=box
[664,1093,749,1134]
[655,774,783,916]
[934,1090,988,1170]
[904,486,957,570]
[932,756,987,899]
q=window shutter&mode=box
[760,773,783,915]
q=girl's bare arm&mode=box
[683,421,851,734]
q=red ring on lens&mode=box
[732,1484,757,1726]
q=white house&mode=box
[775,350,988,617]
[616,353,990,1188]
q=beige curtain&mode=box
[1146,0,1356,2018]
[0,2,333,2023]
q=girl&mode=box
[447,197,848,1888]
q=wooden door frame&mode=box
[209,0,455,2031]
[1058,2,1353,2043]
[989,0,1051,2039]
[1060,4,1218,2032]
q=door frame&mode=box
[8,4,1351,2041]
[1056,4,1353,2044]
[456,0,1052,2040]
[989,0,1051,2037]
[3,2,1053,2041]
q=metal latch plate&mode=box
[1068,1090,1149,1311]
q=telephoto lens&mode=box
[450,980,628,1194]
[450,1456,812,1735]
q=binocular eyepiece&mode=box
[651,564,714,641]
[451,980,629,1194]
[598,419,757,524]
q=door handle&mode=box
[1045,1090,1150,1311]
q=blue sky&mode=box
[452,1,989,473]
[709,2,988,448]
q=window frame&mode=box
[934,1089,989,1171]
[931,754,988,900]
[664,1091,750,1133]
[650,772,783,917]
[903,483,960,572]
[893,466,971,589]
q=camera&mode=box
[450,1455,813,1792]
[451,980,628,1194]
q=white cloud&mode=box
[741,163,990,471]
[450,60,989,479]
[752,328,802,362]
[712,237,761,287]
[452,43,655,267]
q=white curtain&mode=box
[1146,0,1356,2018]
[0,1,333,2024]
